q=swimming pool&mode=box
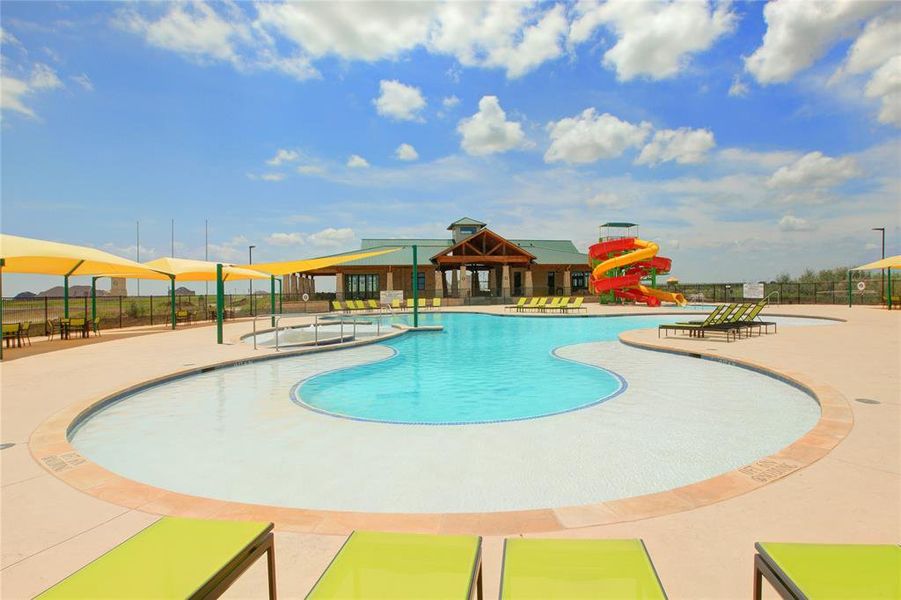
[70,313,830,512]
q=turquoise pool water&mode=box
[298,313,674,423]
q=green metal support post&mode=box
[888,268,893,310]
[169,275,177,329]
[216,264,224,343]
[91,277,98,322]
[412,244,419,328]
[270,275,276,327]
[276,278,283,314]
[64,275,70,318]
[847,270,852,307]
[1,258,5,360]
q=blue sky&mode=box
[2,0,899,295]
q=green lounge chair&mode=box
[418,298,427,309]
[433,297,442,308]
[552,297,571,313]
[308,530,482,599]
[677,304,728,325]
[519,298,538,312]
[331,300,344,313]
[355,300,367,311]
[754,542,900,600]
[659,305,738,340]
[541,297,562,312]
[367,299,379,311]
[524,297,547,313]
[36,517,276,600]
[406,298,415,310]
[563,296,586,313]
[500,538,666,599]
[507,297,528,311]
[391,298,402,310]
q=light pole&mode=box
[248,245,256,315]
[873,227,885,304]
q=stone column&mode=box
[501,264,511,298]
[335,271,344,300]
[386,269,394,291]
[309,276,315,294]
[563,269,572,296]
[451,269,459,296]
[524,269,533,296]
[434,269,444,297]
[459,265,469,298]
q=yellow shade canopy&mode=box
[142,257,270,281]
[239,247,401,276]
[850,255,901,270]
[0,233,169,278]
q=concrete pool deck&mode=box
[1,304,898,598]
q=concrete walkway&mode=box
[1,304,898,598]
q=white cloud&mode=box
[395,143,419,161]
[779,215,816,232]
[745,0,887,84]
[570,0,736,81]
[839,11,901,76]
[1,26,24,50]
[457,96,529,156]
[373,80,426,122]
[259,173,285,182]
[266,232,305,246]
[308,227,355,247]
[347,154,369,168]
[296,164,325,175]
[1,63,64,118]
[586,191,628,209]
[768,151,862,189]
[70,73,94,91]
[865,55,901,126]
[636,127,716,166]
[266,149,300,166]
[544,108,651,164]
[728,75,748,97]
[442,95,460,108]
[718,147,802,171]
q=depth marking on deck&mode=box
[738,459,797,483]
[41,452,86,472]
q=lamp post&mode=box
[248,245,256,316]
[872,227,885,304]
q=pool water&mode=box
[299,313,660,423]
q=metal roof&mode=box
[339,237,588,267]
[600,222,637,228]
[446,217,487,229]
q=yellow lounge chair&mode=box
[366,299,379,311]
[520,297,539,312]
[541,297,561,312]
[36,517,276,600]
[432,297,442,309]
[406,298,415,310]
[331,300,344,313]
[418,298,427,309]
[309,530,482,599]
[529,297,548,312]
[500,538,666,599]
[563,296,585,313]
[353,300,366,311]
[554,297,571,313]
[391,298,401,310]
[506,297,528,311]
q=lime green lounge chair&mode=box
[418,298,427,309]
[500,538,666,599]
[331,300,345,313]
[754,542,900,600]
[36,517,276,600]
[519,298,538,312]
[506,297,528,311]
[541,297,562,312]
[433,297,442,308]
[524,297,547,313]
[391,298,401,310]
[406,298,415,310]
[563,296,585,313]
[367,299,379,311]
[308,530,482,599]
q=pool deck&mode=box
[1,304,898,598]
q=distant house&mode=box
[38,285,109,298]
[175,286,195,296]
[284,217,591,300]
[14,291,36,299]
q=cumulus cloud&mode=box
[569,0,736,80]
[259,173,285,182]
[296,164,325,175]
[728,75,748,97]
[308,227,355,247]
[636,128,716,166]
[768,151,861,189]
[544,108,651,164]
[865,55,901,126]
[586,191,628,209]
[266,149,300,166]
[457,96,529,156]
[266,232,305,246]
[346,154,370,168]
[373,80,426,121]
[779,215,816,231]
[442,95,460,108]
[395,143,419,161]
[745,0,887,84]
[70,73,94,91]
[1,63,64,118]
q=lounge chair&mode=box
[678,304,729,325]
[433,297,442,309]
[740,302,777,336]
[524,297,547,313]
[331,300,344,313]
[541,297,562,312]
[418,298,427,309]
[506,297,528,312]
[563,296,586,313]
[2,323,20,348]
[366,299,379,311]
[499,538,667,599]
[519,298,539,312]
[308,530,482,599]
[406,298,415,310]
[753,542,900,600]
[390,298,401,310]
[36,517,276,600]
[659,305,738,340]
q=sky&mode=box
[1,0,899,295]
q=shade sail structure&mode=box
[141,257,270,281]
[0,234,169,278]
[850,255,901,270]
[237,247,401,276]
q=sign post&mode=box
[216,264,224,343]
[412,244,419,328]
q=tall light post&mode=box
[248,245,256,315]
[873,227,885,304]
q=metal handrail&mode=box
[250,312,383,351]
[764,290,781,305]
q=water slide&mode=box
[588,238,687,307]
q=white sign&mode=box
[743,283,764,299]
[302,293,310,302]
[857,281,866,291]
[380,290,404,305]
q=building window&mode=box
[344,274,379,299]
[571,271,590,291]
[547,271,556,293]
[459,226,477,235]
[417,272,426,291]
